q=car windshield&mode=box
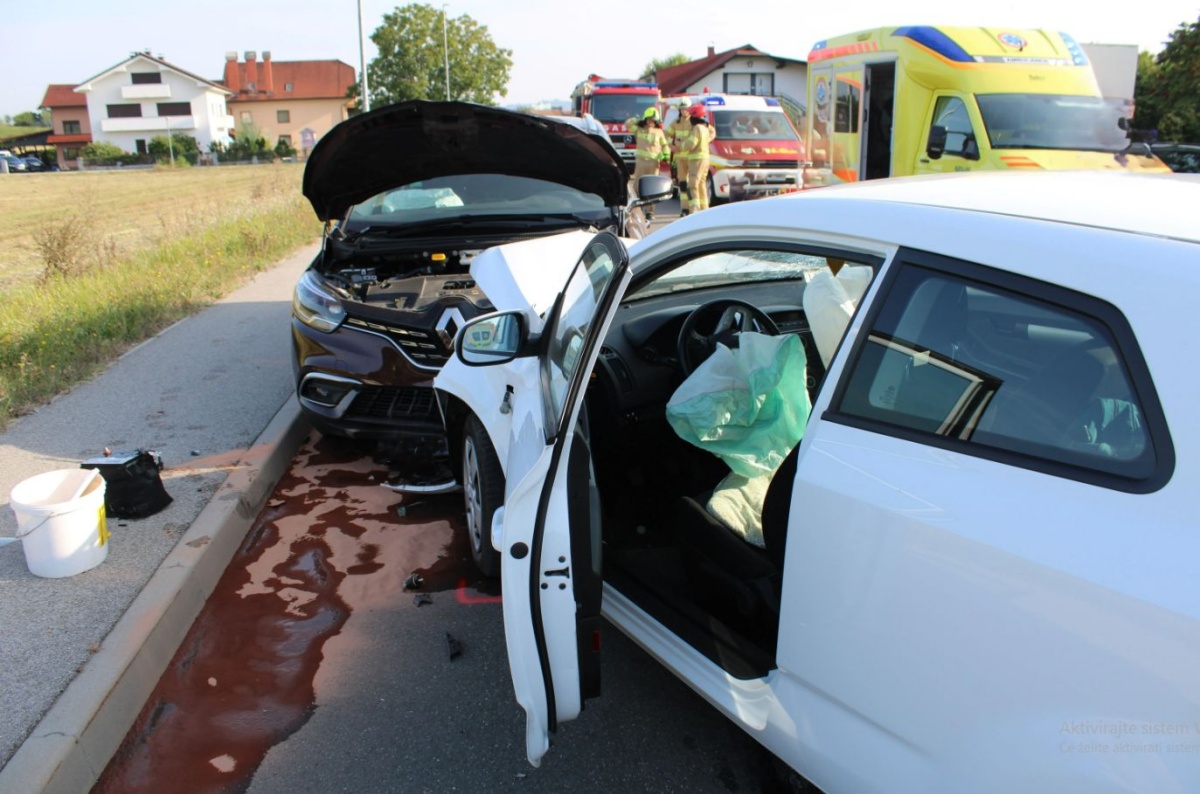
[630,249,828,300]
[343,173,610,229]
[711,110,798,141]
[977,94,1130,152]
[590,94,659,124]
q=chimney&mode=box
[707,45,716,58]
[224,51,240,93]
[262,50,274,94]
[245,51,258,92]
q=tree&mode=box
[12,111,44,127]
[640,53,691,82]
[1134,17,1200,141]
[355,3,512,107]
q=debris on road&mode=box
[445,631,463,660]
[403,572,424,591]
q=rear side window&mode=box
[833,261,1171,490]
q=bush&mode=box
[82,141,126,161]
[147,133,200,161]
[33,214,95,281]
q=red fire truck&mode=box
[571,75,661,167]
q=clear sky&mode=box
[3,0,1198,117]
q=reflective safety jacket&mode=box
[635,123,670,162]
[683,121,714,163]
[666,116,692,162]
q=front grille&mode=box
[610,133,635,146]
[344,317,450,367]
[346,386,438,421]
[741,160,800,170]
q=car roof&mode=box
[803,171,1200,243]
[631,171,1200,282]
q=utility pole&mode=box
[358,0,371,111]
[442,4,450,100]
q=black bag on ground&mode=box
[81,449,172,519]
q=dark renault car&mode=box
[292,100,670,482]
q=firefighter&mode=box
[683,104,715,213]
[632,107,669,218]
[666,106,692,214]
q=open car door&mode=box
[496,232,631,766]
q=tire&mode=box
[462,414,504,578]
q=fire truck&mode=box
[571,75,661,166]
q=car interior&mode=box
[579,248,877,679]
[576,247,1154,681]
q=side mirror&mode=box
[456,311,528,366]
[927,125,947,160]
[634,174,674,204]
[962,134,980,161]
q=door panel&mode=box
[500,232,631,765]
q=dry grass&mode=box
[0,165,309,290]
[0,163,321,425]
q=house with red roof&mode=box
[653,44,808,111]
[221,51,356,156]
[36,49,356,169]
[41,84,92,170]
[73,51,236,161]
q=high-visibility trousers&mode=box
[687,161,710,211]
[633,157,660,180]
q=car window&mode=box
[545,241,618,428]
[629,249,830,300]
[931,96,975,157]
[836,264,1160,484]
[345,174,608,226]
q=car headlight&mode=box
[292,270,346,332]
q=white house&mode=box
[654,45,808,113]
[74,51,235,155]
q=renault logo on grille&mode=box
[435,308,466,349]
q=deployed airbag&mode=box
[666,333,811,546]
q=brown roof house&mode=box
[653,44,808,111]
[73,51,235,162]
[221,51,357,156]
[41,84,93,170]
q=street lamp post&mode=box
[358,0,371,112]
[442,4,450,101]
[165,115,175,166]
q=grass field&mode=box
[0,165,313,289]
[0,163,321,426]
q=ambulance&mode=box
[662,93,806,203]
[804,26,1168,186]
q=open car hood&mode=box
[303,100,630,221]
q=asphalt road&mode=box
[96,432,792,793]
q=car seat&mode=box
[975,342,1107,453]
[673,443,799,619]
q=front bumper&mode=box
[710,166,802,201]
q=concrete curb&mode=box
[0,397,310,794]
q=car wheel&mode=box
[462,414,504,578]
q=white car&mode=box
[433,171,1199,793]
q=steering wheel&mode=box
[677,299,779,375]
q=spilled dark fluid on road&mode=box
[92,434,495,793]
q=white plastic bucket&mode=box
[9,469,108,578]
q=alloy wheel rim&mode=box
[463,438,483,553]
